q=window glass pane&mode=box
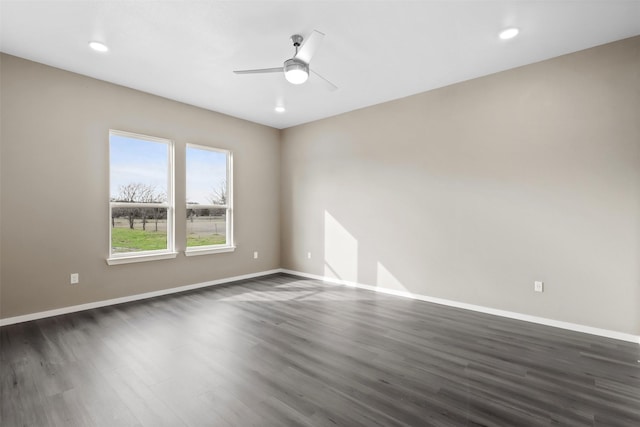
[186,147,227,205]
[110,134,168,203]
[186,208,227,247]
[111,207,168,253]
[109,131,173,258]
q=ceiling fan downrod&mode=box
[291,34,303,54]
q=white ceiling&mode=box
[1,1,639,129]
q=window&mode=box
[185,144,233,255]
[108,130,175,264]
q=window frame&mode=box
[107,130,177,265]
[185,143,234,256]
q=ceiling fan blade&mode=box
[233,67,283,74]
[312,70,338,91]
[295,30,325,64]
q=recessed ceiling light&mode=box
[275,106,286,113]
[88,41,109,52]
[499,28,519,40]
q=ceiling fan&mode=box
[234,30,338,91]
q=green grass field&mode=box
[112,227,225,252]
[187,234,226,247]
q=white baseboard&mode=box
[281,269,640,345]
[4,268,638,345]
[0,269,282,327]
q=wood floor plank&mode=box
[1,273,639,426]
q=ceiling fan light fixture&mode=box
[284,58,309,84]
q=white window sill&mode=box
[107,251,178,265]
[185,245,236,257]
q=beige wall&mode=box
[0,54,281,319]
[281,37,640,335]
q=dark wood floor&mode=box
[1,274,639,426]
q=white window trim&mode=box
[108,130,175,265]
[107,251,179,265]
[184,246,236,257]
[185,144,233,255]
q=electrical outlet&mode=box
[307,252,312,259]
[253,251,258,259]
[534,281,544,293]
[70,273,79,285]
